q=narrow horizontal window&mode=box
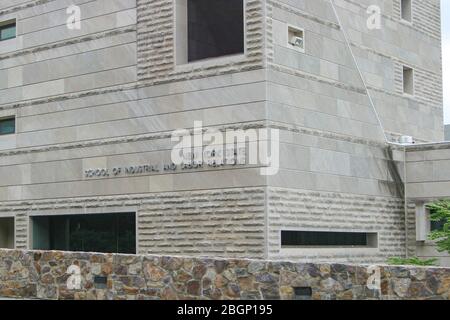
[0,20,16,41]
[281,230,378,248]
[0,117,15,135]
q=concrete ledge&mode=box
[405,142,450,152]
[0,249,449,300]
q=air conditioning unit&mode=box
[289,36,304,49]
[399,135,414,145]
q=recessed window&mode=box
[0,117,15,135]
[281,230,378,248]
[429,204,446,232]
[287,26,305,52]
[431,219,445,232]
[0,20,16,41]
[401,0,412,22]
[403,66,414,95]
[32,213,136,254]
[176,0,244,64]
[94,276,108,289]
[0,217,14,249]
[294,287,312,300]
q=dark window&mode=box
[32,213,136,254]
[401,0,412,22]
[188,0,244,62]
[0,217,15,249]
[429,205,446,232]
[294,287,312,300]
[403,66,414,95]
[281,230,378,247]
[0,117,15,135]
[0,21,16,41]
[94,276,108,289]
[431,219,445,232]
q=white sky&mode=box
[442,0,450,123]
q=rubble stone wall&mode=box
[0,249,449,300]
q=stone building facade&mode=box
[0,0,447,265]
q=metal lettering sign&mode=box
[84,147,247,178]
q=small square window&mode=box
[0,117,15,135]
[287,26,304,52]
[401,0,412,22]
[403,66,414,95]
[294,287,312,300]
[176,0,245,64]
[0,20,16,41]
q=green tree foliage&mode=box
[426,200,450,253]
[387,257,438,266]
[387,199,450,266]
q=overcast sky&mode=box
[442,0,450,124]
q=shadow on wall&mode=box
[383,146,405,198]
